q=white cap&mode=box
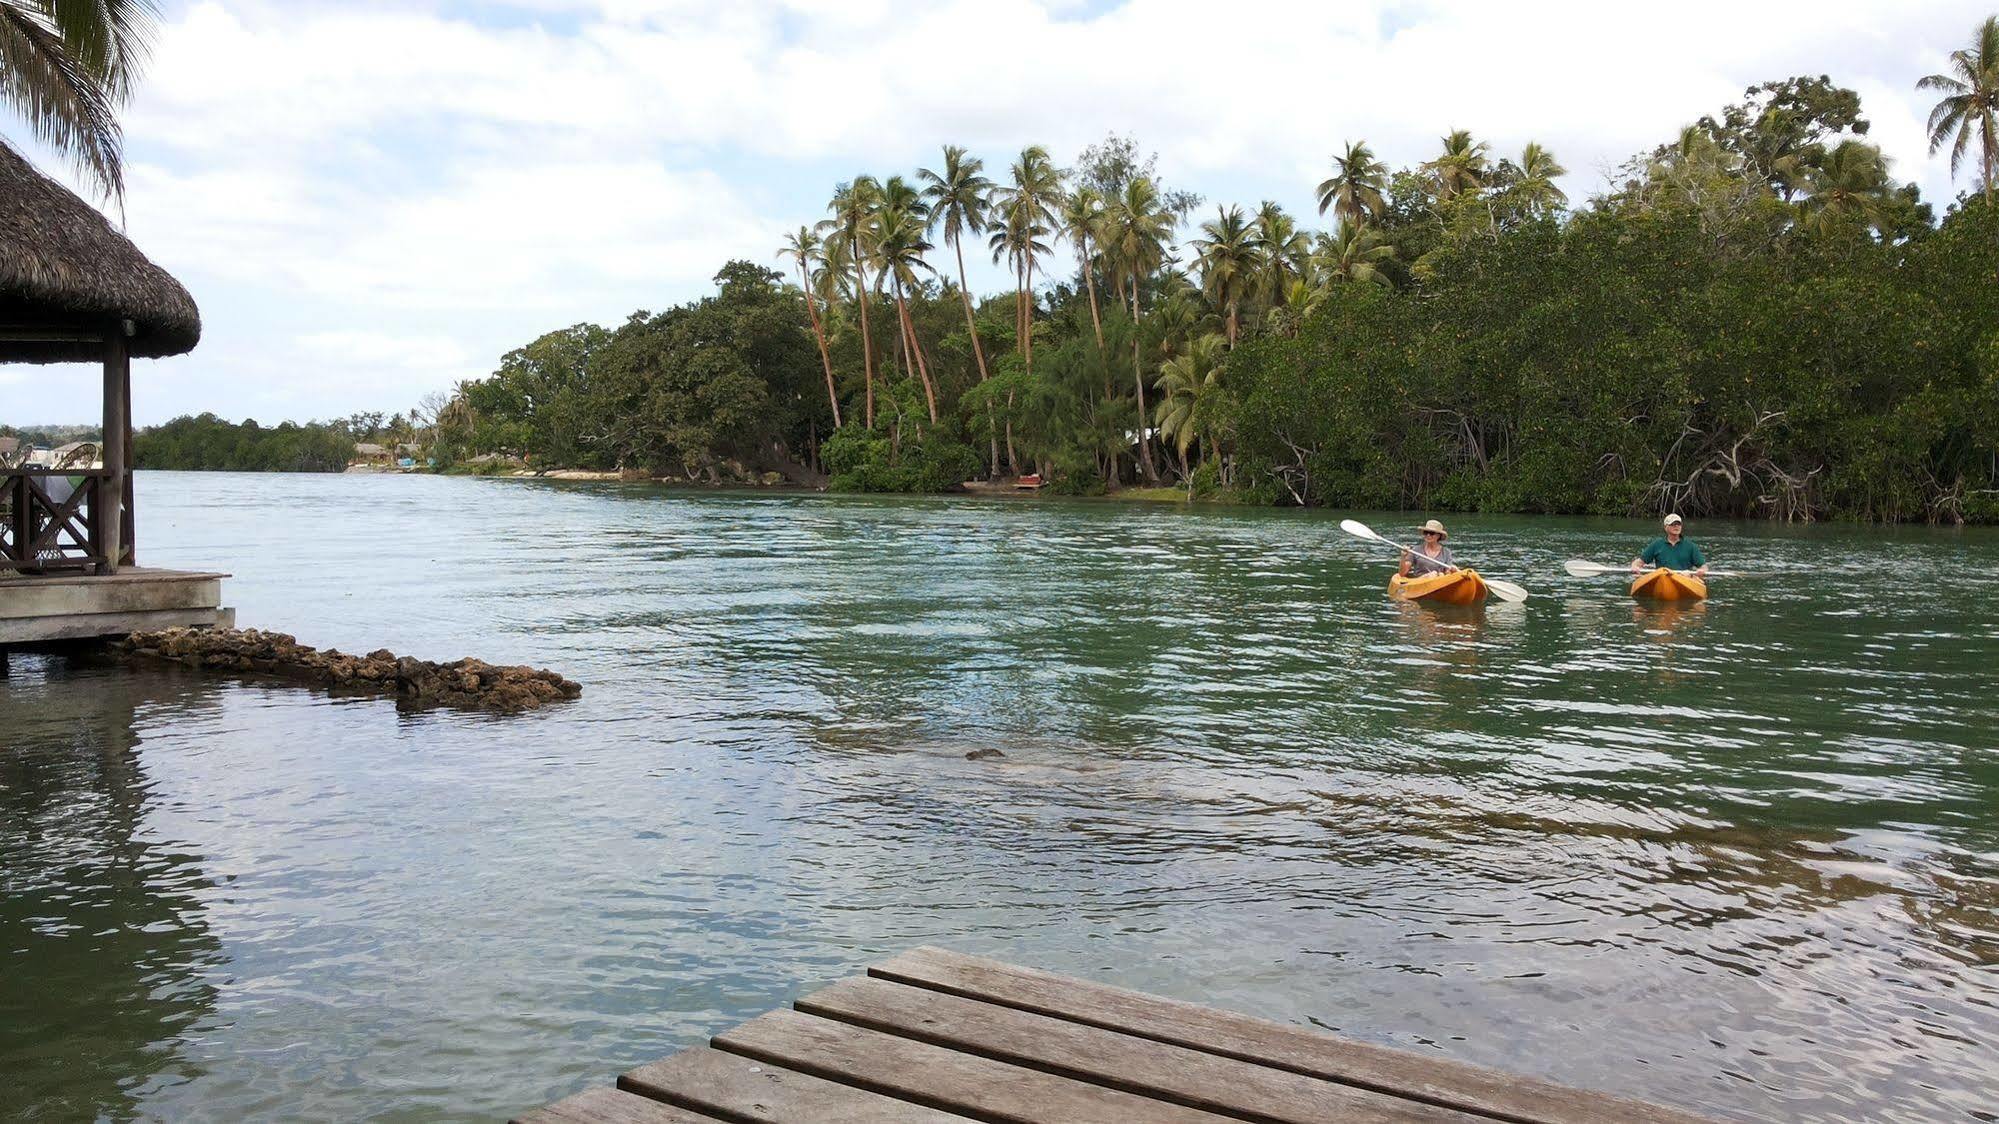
[1663,513,1683,526]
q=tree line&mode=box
[132,412,432,473]
[424,21,1999,520]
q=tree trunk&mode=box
[895,284,940,424]
[852,242,874,429]
[1131,274,1158,483]
[1081,247,1105,349]
[954,237,990,383]
[1023,255,1035,373]
[799,265,841,429]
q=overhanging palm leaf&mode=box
[0,0,160,203]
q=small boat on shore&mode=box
[1630,567,1708,601]
[1388,568,1488,605]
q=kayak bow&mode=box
[1630,567,1708,601]
[1389,568,1489,605]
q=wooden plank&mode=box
[621,1044,973,1124]
[512,1085,725,1124]
[797,975,1464,1124]
[869,948,1710,1124]
[710,1008,1241,1124]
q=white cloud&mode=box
[4,0,1990,427]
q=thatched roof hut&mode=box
[0,143,200,363]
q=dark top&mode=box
[1640,536,1705,570]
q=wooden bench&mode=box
[515,946,1710,1123]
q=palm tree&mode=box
[996,145,1061,371]
[1153,332,1228,480]
[873,200,941,424]
[1252,201,1310,314]
[821,177,882,427]
[1316,140,1389,226]
[1798,140,1894,235]
[1919,15,1999,202]
[1102,175,1177,483]
[1059,185,1108,348]
[0,0,159,202]
[1424,130,1490,201]
[777,226,841,428]
[1315,221,1396,286]
[918,145,995,385]
[1191,205,1261,347]
[1513,141,1569,215]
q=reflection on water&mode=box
[0,662,223,1120]
[2,471,1998,1122]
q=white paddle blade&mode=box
[1563,559,1622,577]
[1485,579,1529,603]
[1338,518,1383,542]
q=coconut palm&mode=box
[992,145,1062,371]
[873,201,941,424]
[1424,130,1490,201]
[1059,185,1108,348]
[1919,15,1999,201]
[1316,140,1388,226]
[1101,175,1177,482]
[1513,141,1569,215]
[1265,278,1324,339]
[1191,205,1262,347]
[777,226,841,429]
[918,145,995,386]
[820,177,882,427]
[1153,332,1228,479]
[1253,201,1310,313]
[1315,221,1396,286]
[0,0,159,202]
[1798,140,1895,235]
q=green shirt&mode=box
[1640,536,1706,570]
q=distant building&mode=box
[352,442,390,464]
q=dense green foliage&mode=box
[434,35,1999,521]
[134,413,365,472]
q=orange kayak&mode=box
[1630,567,1708,601]
[1389,569,1488,605]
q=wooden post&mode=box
[100,331,127,574]
[122,340,135,567]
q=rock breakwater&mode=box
[118,627,583,713]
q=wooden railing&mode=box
[0,468,133,574]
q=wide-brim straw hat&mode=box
[1417,519,1448,538]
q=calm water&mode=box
[4,471,1997,1122]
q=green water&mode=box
[2,472,1996,1121]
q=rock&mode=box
[114,627,583,714]
[760,471,786,486]
[965,748,1006,761]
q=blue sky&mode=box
[4,0,1992,427]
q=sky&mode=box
[3,0,1993,427]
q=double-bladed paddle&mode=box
[1340,519,1529,603]
[1564,560,1746,579]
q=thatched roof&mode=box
[0,144,201,363]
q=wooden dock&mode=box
[0,567,232,646]
[515,946,1708,1124]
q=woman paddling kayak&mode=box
[1398,519,1455,578]
[1389,519,1489,604]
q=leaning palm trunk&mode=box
[949,237,999,475]
[796,264,841,429]
[1022,257,1035,373]
[893,282,940,424]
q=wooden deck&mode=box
[0,566,232,645]
[515,947,1709,1124]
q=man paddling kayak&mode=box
[1631,513,1708,576]
[1399,519,1456,578]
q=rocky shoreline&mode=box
[117,628,582,713]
